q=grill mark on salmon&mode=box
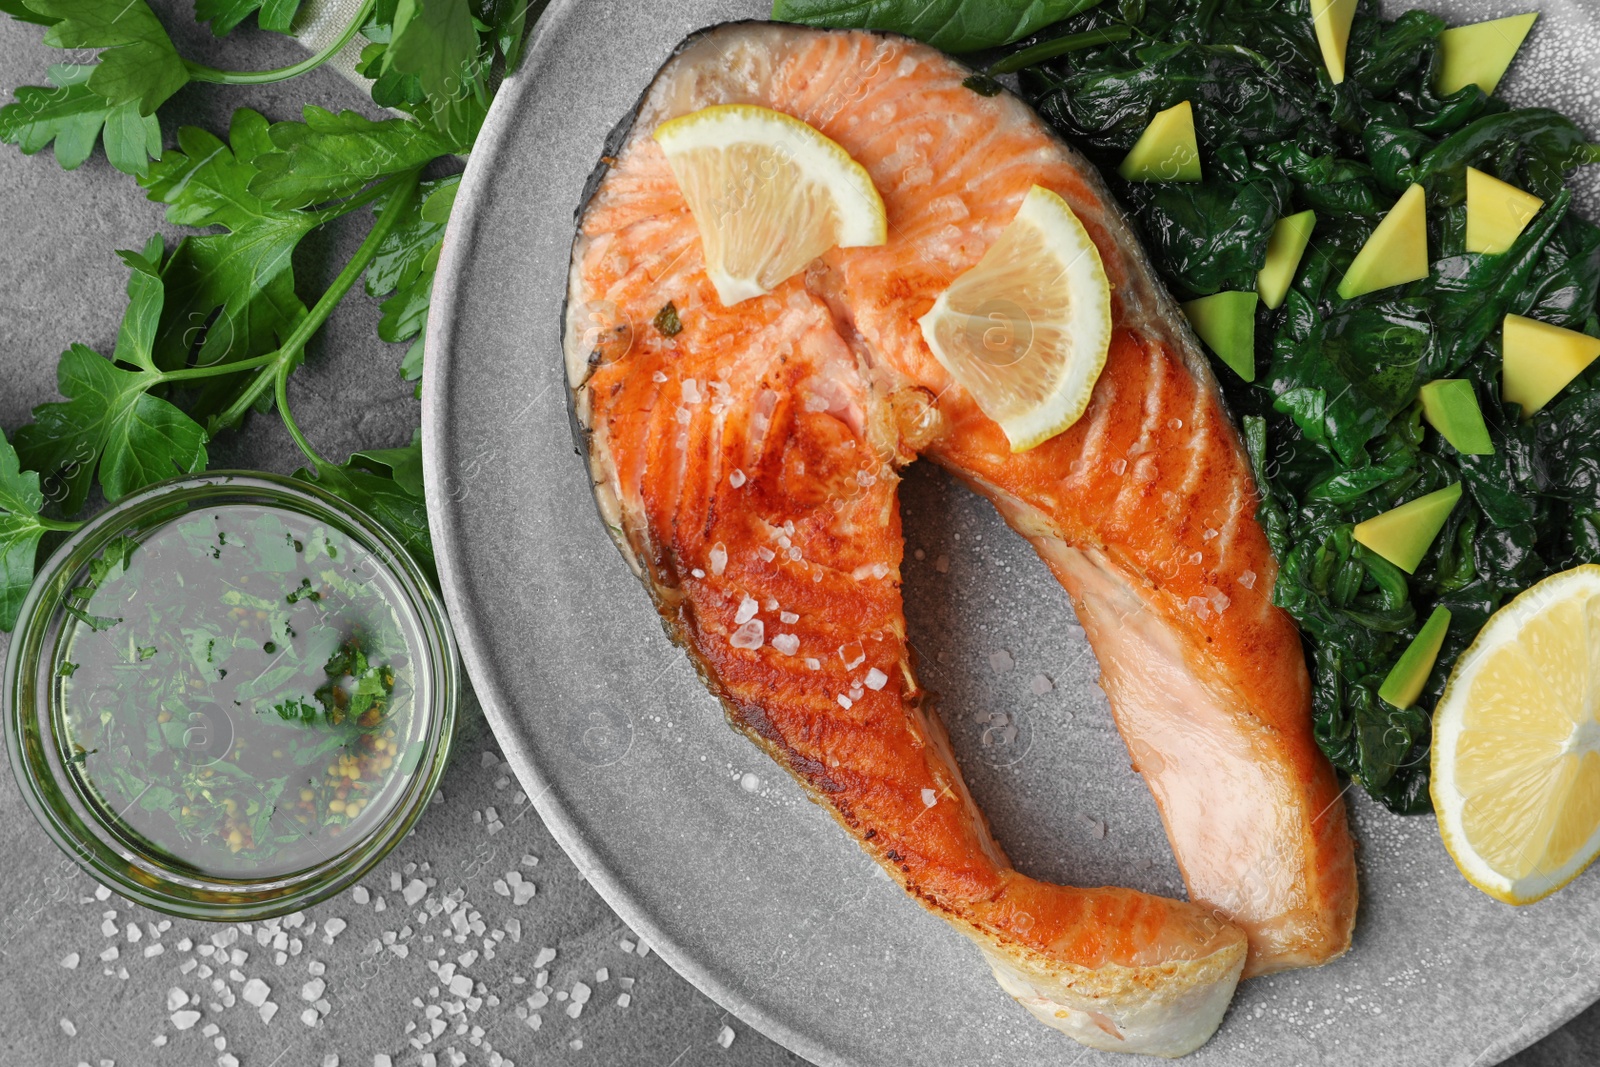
[565,21,1357,1057]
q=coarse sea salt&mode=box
[771,633,799,656]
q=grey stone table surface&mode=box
[0,8,1595,1067]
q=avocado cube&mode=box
[1466,167,1543,255]
[1502,314,1600,418]
[1353,483,1463,574]
[1257,210,1317,310]
[1311,0,1358,84]
[1379,606,1452,710]
[1118,101,1201,183]
[1182,291,1258,382]
[1436,13,1538,97]
[1337,183,1429,300]
[1418,379,1494,455]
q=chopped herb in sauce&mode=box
[56,505,421,877]
[654,301,683,336]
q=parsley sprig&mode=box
[0,0,539,628]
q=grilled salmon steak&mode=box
[565,22,1357,1057]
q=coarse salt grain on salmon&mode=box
[565,22,1357,1058]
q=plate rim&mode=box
[420,2,1600,1063]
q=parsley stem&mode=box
[275,359,327,470]
[37,516,84,534]
[213,168,424,444]
[183,0,376,87]
[158,352,281,385]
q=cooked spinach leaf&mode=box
[1011,0,1600,812]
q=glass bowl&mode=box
[4,472,458,921]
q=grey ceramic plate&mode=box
[422,2,1600,1063]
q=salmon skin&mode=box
[564,21,1357,1057]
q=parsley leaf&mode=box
[247,107,455,209]
[25,0,190,115]
[140,110,315,372]
[365,175,456,391]
[385,0,486,141]
[298,459,433,574]
[0,65,162,175]
[0,430,56,630]
[194,0,302,36]
[15,242,209,513]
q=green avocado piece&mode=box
[1418,379,1495,455]
[1182,291,1257,382]
[1257,210,1316,311]
[1118,101,1201,183]
[1353,482,1463,574]
[1337,183,1430,300]
[1379,606,1452,710]
[1436,13,1538,97]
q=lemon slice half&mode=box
[653,104,886,306]
[918,185,1113,452]
[1432,564,1600,904]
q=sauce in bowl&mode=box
[6,474,456,919]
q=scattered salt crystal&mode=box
[144,945,164,958]
[99,946,118,962]
[596,967,609,982]
[1209,589,1231,614]
[734,595,758,624]
[682,378,702,404]
[505,919,521,943]
[921,788,937,808]
[524,1014,542,1032]
[450,975,474,998]
[59,1018,77,1037]
[167,988,189,1012]
[618,993,632,1007]
[323,1056,340,1067]
[375,1057,393,1067]
[533,947,557,969]
[403,879,427,906]
[864,668,888,691]
[126,923,141,943]
[652,370,667,383]
[718,1024,736,1049]
[710,543,727,576]
[171,1010,201,1031]
[729,469,746,488]
[323,917,347,942]
[740,773,760,792]
[352,886,370,905]
[94,885,110,900]
[1111,458,1127,475]
[1187,596,1212,620]
[1189,551,1203,565]
[302,978,326,1001]
[838,642,865,670]
[1030,674,1053,695]
[565,1002,583,1019]
[729,620,764,650]
[569,1040,583,1051]
[771,633,799,656]
[60,953,79,969]
[804,657,820,670]
[619,938,635,953]
[757,547,776,562]
[243,979,270,1007]
[259,1002,278,1025]
[1238,569,1257,589]
[101,919,117,938]
[837,694,853,709]
[493,880,510,897]
[988,649,1014,673]
[219,1056,239,1067]
[152,1036,167,1047]
[300,1008,319,1027]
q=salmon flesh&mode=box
[564,22,1358,1057]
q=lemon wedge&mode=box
[1432,565,1600,904]
[918,185,1113,452]
[653,104,886,306]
